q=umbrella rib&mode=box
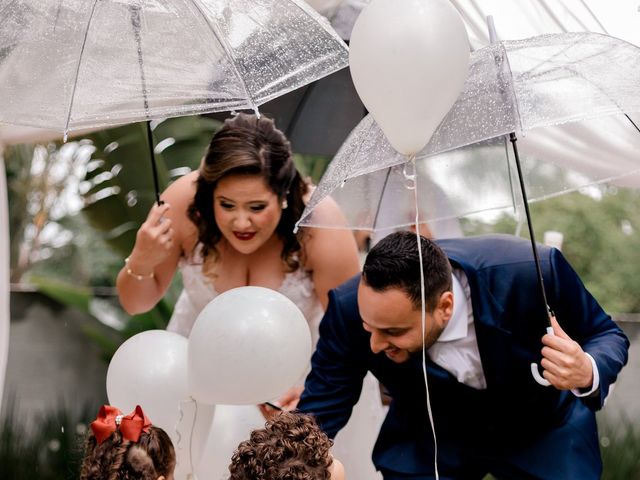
[523,36,629,115]
[503,34,607,132]
[63,0,101,137]
[285,82,317,140]
[286,0,347,42]
[371,168,392,231]
[186,0,257,112]
[511,35,636,126]
[498,43,524,133]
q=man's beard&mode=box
[409,321,445,356]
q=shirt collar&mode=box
[436,269,470,343]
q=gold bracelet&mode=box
[124,257,155,281]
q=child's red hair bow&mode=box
[90,405,152,444]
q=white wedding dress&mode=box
[168,251,385,480]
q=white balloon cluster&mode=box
[349,0,470,156]
[106,287,312,478]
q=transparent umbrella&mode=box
[296,31,640,385]
[297,32,640,232]
[0,0,348,205]
[0,0,348,136]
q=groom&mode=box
[297,231,629,479]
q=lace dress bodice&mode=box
[167,252,324,347]
[167,247,383,480]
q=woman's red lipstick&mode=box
[234,231,256,241]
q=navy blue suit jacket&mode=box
[298,235,629,479]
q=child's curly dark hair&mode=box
[80,427,175,480]
[228,411,334,480]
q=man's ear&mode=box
[157,476,165,480]
[437,291,454,322]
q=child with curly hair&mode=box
[80,405,175,480]
[228,411,345,480]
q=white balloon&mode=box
[187,286,312,405]
[349,0,470,155]
[106,330,214,478]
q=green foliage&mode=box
[4,142,93,283]
[4,143,35,277]
[293,153,332,185]
[463,187,640,313]
[5,116,221,361]
[81,116,220,257]
[30,275,92,312]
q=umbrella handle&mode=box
[530,327,555,386]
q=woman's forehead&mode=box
[214,174,275,198]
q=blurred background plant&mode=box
[598,413,640,480]
[5,116,220,359]
[0,396,94,480]
[463,185,640,314]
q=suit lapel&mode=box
[452,258,513,390]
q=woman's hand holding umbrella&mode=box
[126,202,175,278]
[117,202,178,315]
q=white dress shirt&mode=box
[427,268,600,396]
[427,268,487,389]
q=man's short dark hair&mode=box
[362,231,452,311]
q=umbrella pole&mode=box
[509,132,553,324]
[145,121,162,206]
[625,114,640,133]
[486,17,553,386]
[510,133,554,386]
[130,4,162,206]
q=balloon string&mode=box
[188,397,198,480]
[409,155,439,480]
[175,401,184,449]
[176,398,199,480]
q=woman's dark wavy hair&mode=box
[80,427,175,480]
[187,113,308,273]
[363,231,452,311]
[228,411,334,480]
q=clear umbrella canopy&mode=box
[0,0,348,134]
[296,32,640,232]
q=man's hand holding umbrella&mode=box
[541,315,595,392]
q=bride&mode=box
[117,113,385,479]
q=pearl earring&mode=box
[281,199,288,209]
